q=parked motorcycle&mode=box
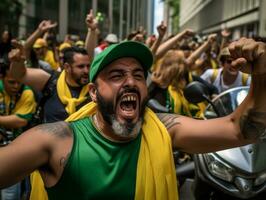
[184,81,266,200]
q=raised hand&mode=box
[221,29,231,38]
[228,38,266,75]
[8,40,26,63]
[182,29,194,39]
[38,20,57,33]
[132,33,145,43]
[157,21,167,37]
[86,9,98,30]
[207,33,217,44]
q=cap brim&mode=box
[33,44,43,48]
[90,41,153,82]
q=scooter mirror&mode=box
[184,81,210,104]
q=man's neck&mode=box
[222,70,238,85]
[65,76,80,88]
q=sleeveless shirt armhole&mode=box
[45,122,76,189]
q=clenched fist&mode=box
[228,38,266,75]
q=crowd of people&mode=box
[0,9,266,200]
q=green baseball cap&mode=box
[90,41,153,82]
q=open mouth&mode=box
[117,93,139,122]
[80,76,89,83]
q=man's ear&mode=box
[88,83,97,102]
[64,63,70,73]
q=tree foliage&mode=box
[161,0,180,32]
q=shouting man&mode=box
[1,39,266,199]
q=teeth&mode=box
[122,95,137,102]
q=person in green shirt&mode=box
[1,38,266,200]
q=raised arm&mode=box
[156,29,194,59]
[85,9,98,63]
[0,122,72,188]
[220,29,231,50]
[150,21,167,60]
[158,38,266,154]
[186,34,217,67]
[24,20,57,52]
[0,126,50,187]
[0,115,27,129]
[9,41,51,91]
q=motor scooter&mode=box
[184,81,266,200]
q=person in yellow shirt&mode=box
[24,20,59,71]
[0,58,36,200]
[58,42,71,70]
[32,38,58,70]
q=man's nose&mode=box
[124,75,136,86]
[83,65,90,74]
[13,82,20,90]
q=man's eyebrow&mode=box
[133,68,144,73]
[107,66,144,74]
[108,69,124,74]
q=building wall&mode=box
[17,0,154,41]
[179,0,264,38]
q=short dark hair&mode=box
[62,46,88,65]
[179,44,191,51]
[219,55,231,64]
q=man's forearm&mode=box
[239,75,266,139]
[186,40,211,67]
[220,37,228,51]
[156,31,185,59]
[24,28,43,50]
[11,62,50,91]
[151,35,163,60]
[85,29,97,62]
[0,115,28,129]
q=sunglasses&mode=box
[224,59,233,64]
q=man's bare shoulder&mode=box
[156,113,181,130]
[31,121,73,138]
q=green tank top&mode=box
[46,117,142,200]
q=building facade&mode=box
[179,0,266,39]
[15,0,154,41]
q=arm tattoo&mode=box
[60,153,70,167]
[156,113,181,130]
[240,109,266,140]
[35,121,72,138]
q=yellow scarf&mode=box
[30,102,178,200]
[210,58,218,69]
[0,84,36,119]
[168,72,205,118]
[168,85,191,116]
[57,70,89,115]
[168,85,205,118]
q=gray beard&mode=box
[110,116,143,138]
